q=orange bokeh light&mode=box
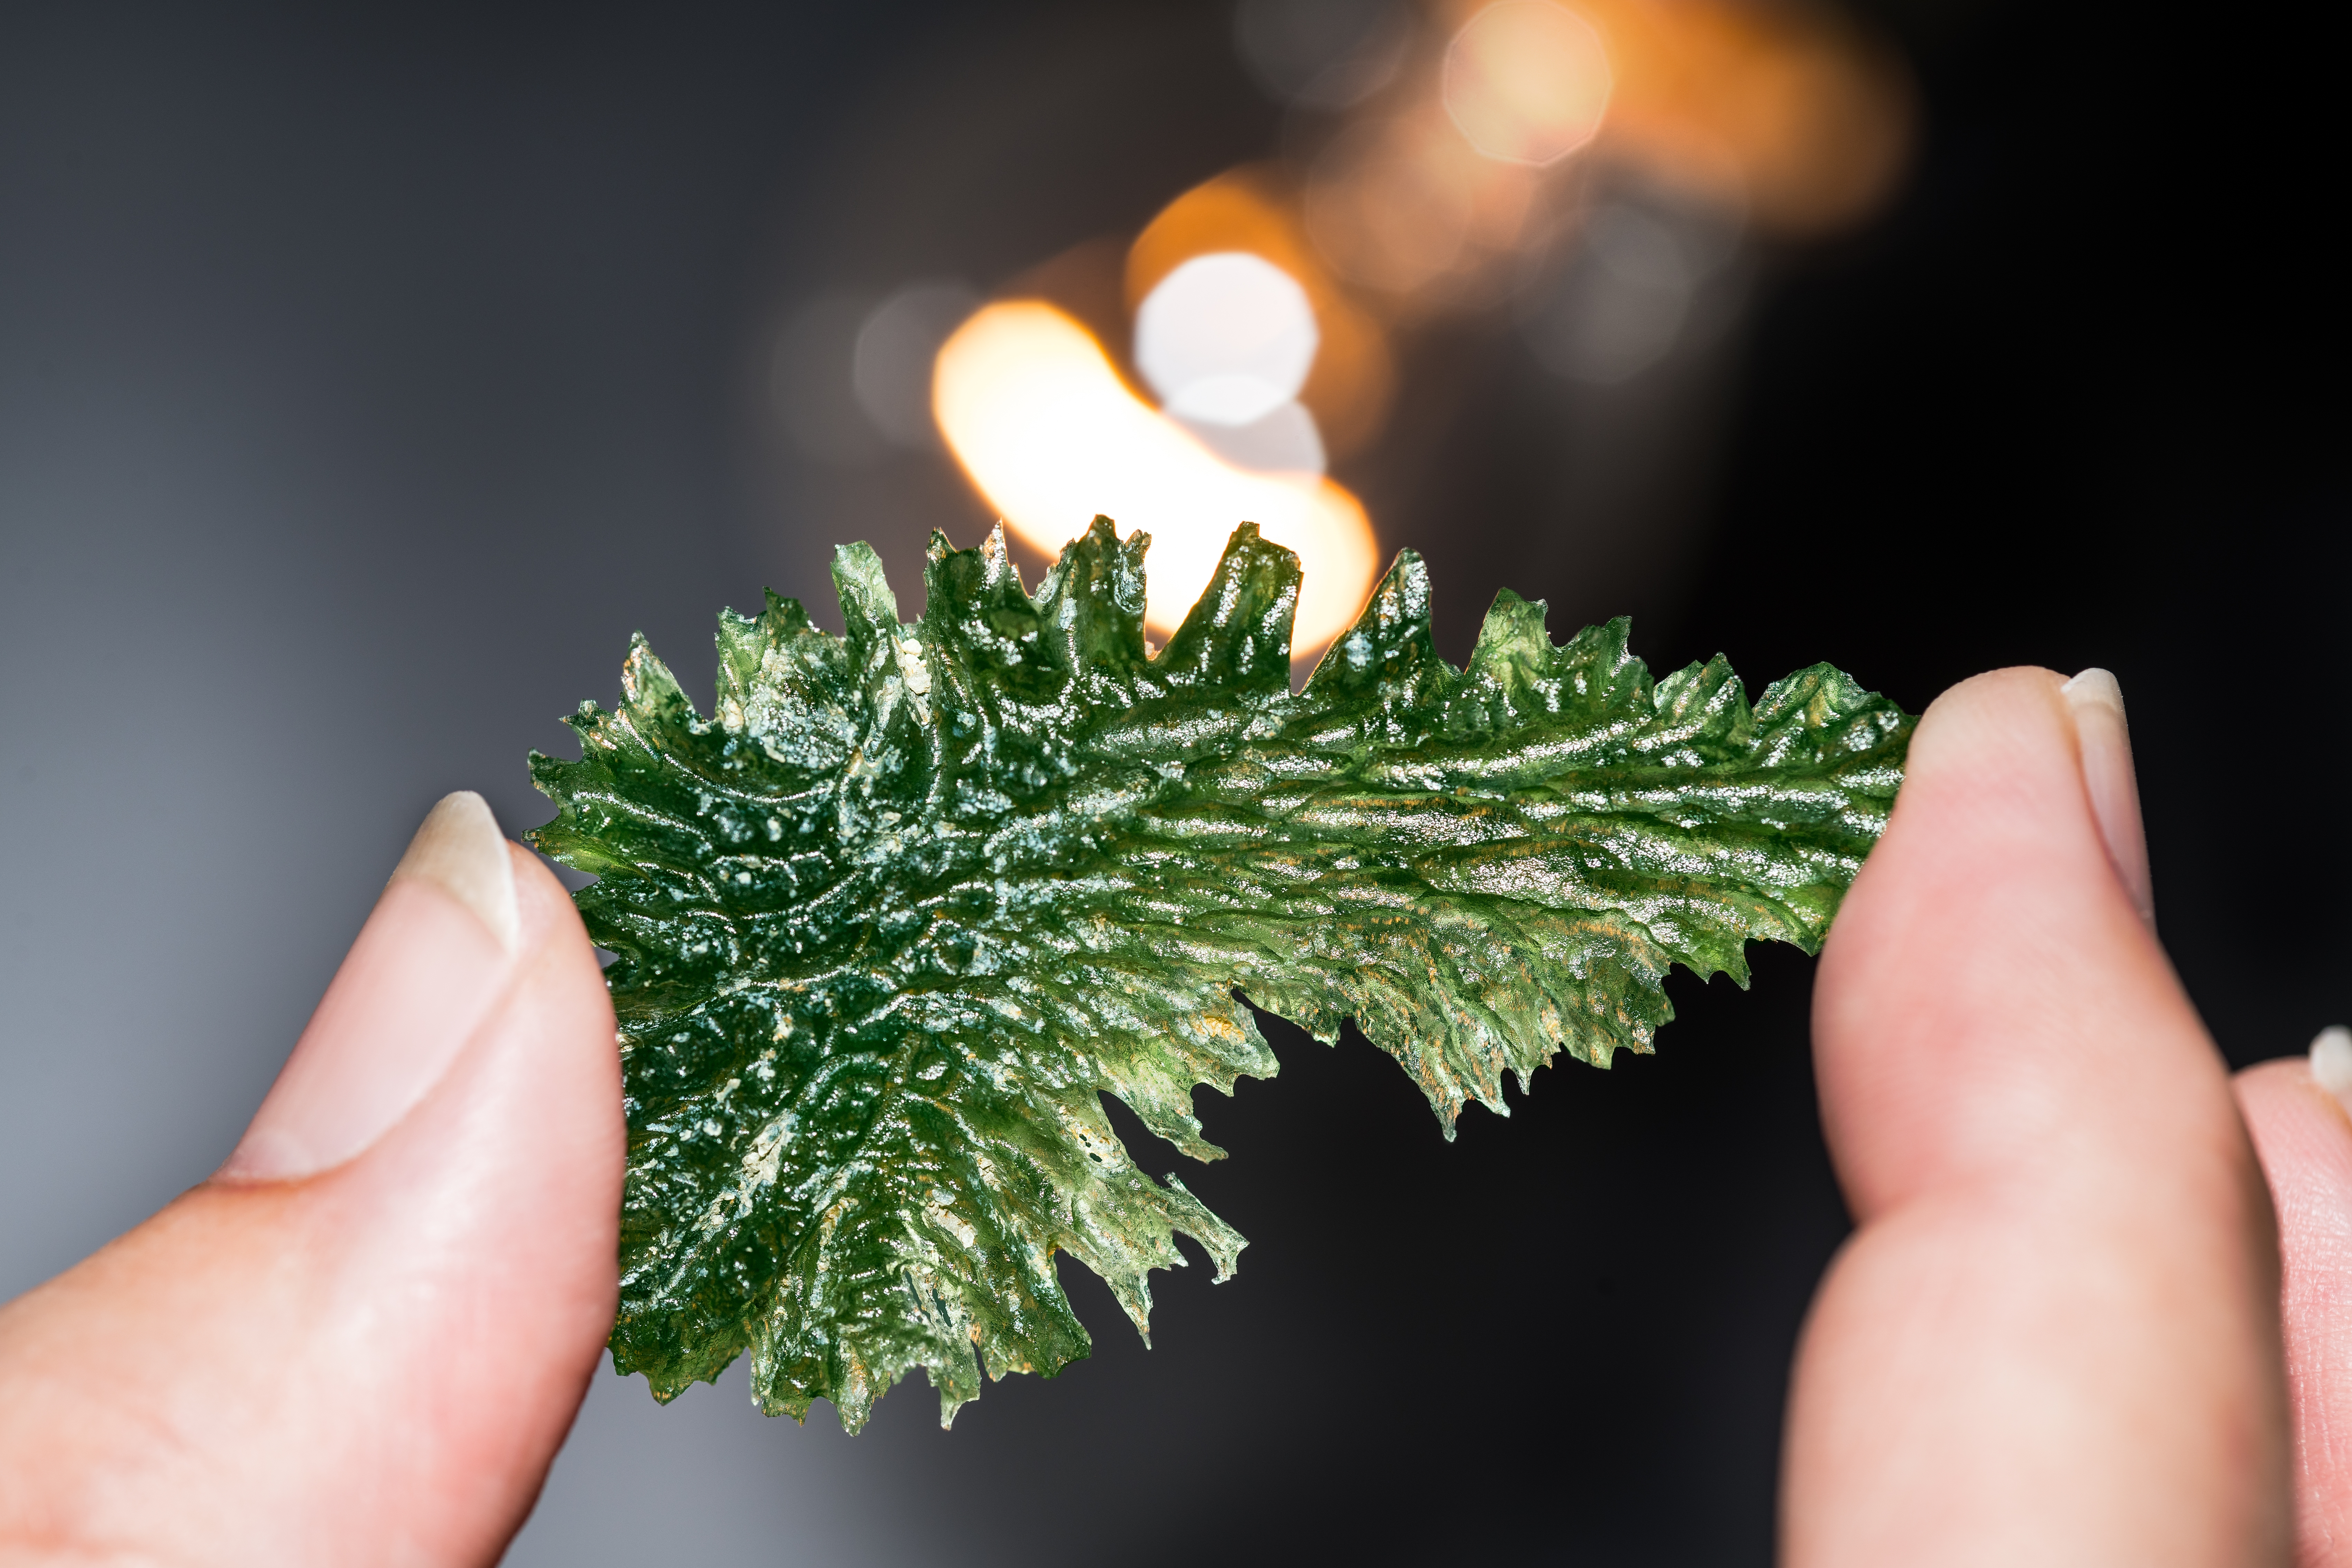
[1442,2,1615,167]
[932,300,1380,659]
[1494,0,1916,236]
[1305,100,1558,308]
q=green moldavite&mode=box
[529,517,1912,1432]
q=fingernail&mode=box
[2060,669,2155,927]
[391,791,520,951]
[219,792,520,1181]
[2310,1026,2352,1106]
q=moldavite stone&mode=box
[529,518,1911,1431]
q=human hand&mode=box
[1783,667,2301,1564]
[0,794,622,1565]
[0,686,2341,1567]
[2234,1035,2352,1561]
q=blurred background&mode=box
[0,1,2341,1562]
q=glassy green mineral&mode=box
[529,518,1911,1431]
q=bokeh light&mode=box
[932,300,1379,657]
[783,0,1912,674]
[1232,0,1414,110]
[1520,197,1739,384]
[1442,2,1614,167]
[1571,0,1912,235]
[1172,398,1327,477]
[1134,253,1319,427]
[1304,95,1572,312]
[1307,111,1480,295]
[851,281,981,449]
[1126,167,1396,458]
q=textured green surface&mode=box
[529,518,1912,1431]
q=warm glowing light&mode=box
[1538,0,1913,235]
[1126,166,1396,459]
[934,301,1380,658]
[1135,253,1319,427]
[1304,100,1559,310]
[1307,114,1478,294]
[1443,1,1614,166]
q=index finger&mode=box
[2238,1046,2352,1566]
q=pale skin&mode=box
[0,669,2346,1565]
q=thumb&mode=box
[0,792,623,1566]
[1782,668,2290,1566]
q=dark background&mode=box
[0,3,2340,1564]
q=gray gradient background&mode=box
[2,3,2341,1564]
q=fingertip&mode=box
[2234,1052,2320,1112]
[1889,663,2150,928]
[2235,1049,2352,1195]
[2235,1045,2352,1567]
[1884,668,2080,855]
[1903,665,2072,774]
[223,798,564,1184]
[1826,665,2095,994]
[504,840,617,1092]
[2307,1024,2352,1100]
[392,791,520,953]
[1815,660,2204,1211]
[402,840,617,1194]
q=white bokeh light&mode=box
[1134,252,1320,427]
[1172,398,1326,476]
